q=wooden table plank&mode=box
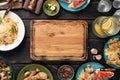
[0,38,109,63]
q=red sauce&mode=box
[59,66,73,79]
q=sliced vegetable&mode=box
[9,25,17,33]
[0,17,3,23]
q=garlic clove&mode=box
[90,48,98,54]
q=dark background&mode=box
[0,0,120,80]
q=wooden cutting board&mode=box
[30,20,88,61]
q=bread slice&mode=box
[69,0,86,8]
[61,0,72,3]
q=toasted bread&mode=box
[61,0,72,3]
[69,0,86,8]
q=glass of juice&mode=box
[92,16,120,38]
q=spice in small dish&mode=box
[58,65,74,80]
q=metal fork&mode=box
[3,0,13,18]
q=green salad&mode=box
[0,60,12,80]
[44,3,57,14]
[43,0,60,16]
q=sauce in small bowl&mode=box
[58,65,74,80]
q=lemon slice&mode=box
[102,18,112,31]
[95,24,105,37]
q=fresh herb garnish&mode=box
[117,53,120,59]
[117,45,120,48]
[9,25,17,33]
[0,17,3,23]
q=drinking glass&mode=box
[113,0,120,9]
[97,0,112,12]
[92,16,120,38]
[113,9,120,22]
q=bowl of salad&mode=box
[43,0,60,16]
[0,57,13,80]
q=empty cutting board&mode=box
[30,20,88,61]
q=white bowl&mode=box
[0,10,25,51]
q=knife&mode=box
[95,68,116,71]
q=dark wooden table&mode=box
[0,0,120,80]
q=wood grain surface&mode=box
[30,20,88,61]
[0,1,22,9]
[0,0,120,80]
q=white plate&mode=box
[0,10,25,51]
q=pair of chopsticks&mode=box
[3,0,13,18]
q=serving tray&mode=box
[30,20,88,61]
[0,1,22,9]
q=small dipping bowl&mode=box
[43,0,60,16]
[58,65,74,80]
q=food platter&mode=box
[58,0,90,12]
[17,64,53,80]
[104,35,120,69]
[0,10,25,51]
[76,62,108,80]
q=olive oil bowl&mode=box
[43,0,60,16]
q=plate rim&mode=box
[104,35,120,69]
[0,10,25,51]
[58,0,91,12]
[17,64,54,80]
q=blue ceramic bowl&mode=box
[76,62,108,80]
[104,35,120,69]
[58,0,90,12]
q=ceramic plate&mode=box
[76,62,108,80]
[17,64,53,80]
[0,10,25,51]
[104,35,120,69]
[58,0,90,12]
